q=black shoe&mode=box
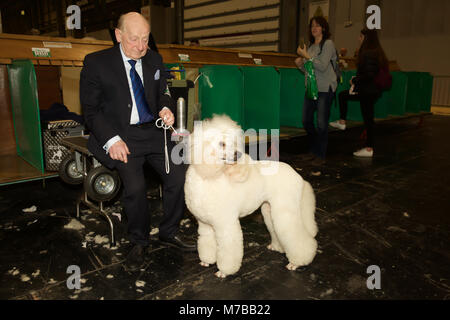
[159,235,197,252]
[124,244,146,271]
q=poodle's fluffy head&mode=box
[188,114,248,179]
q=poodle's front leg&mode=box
[214,220,244,278]
[197,221,216,267]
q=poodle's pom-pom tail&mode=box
[301,181,318,237]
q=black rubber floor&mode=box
[0,114,449,300]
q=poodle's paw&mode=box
[215,270,227,278]
[267,243,284,253]
[286,263,299,271]
[199,261,210,267]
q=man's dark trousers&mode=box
[115,124,186,247]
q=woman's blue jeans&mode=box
[302,88,335,159]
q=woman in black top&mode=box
[330,28,389,157]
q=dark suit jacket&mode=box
[80,45,175,168]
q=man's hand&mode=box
[109,140,130,163]
[159,108,175,126]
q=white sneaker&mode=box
[329,120,346,130]
[353,148,373,158]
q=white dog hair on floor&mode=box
[184,115,318,278]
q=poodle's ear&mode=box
[224,162,250,183]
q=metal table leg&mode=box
[81,192,116,247]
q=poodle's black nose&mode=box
[234,151,242,161]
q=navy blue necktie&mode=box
[128,59,154,124]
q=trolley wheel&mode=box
[59,154,84,185]
[84,166,121,202]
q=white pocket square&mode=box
[154,69,160,80]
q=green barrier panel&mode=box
[420,72,433,112]
[387,71,408,116]
[279,68,305,128]
[199,65,244,127]
[7,60,44,173]
[405,72,422,113]
[242,66,280,132]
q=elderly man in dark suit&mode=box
[80,12,195,271]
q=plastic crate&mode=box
[42,120,84,171]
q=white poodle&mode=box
[184,115,318,278]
